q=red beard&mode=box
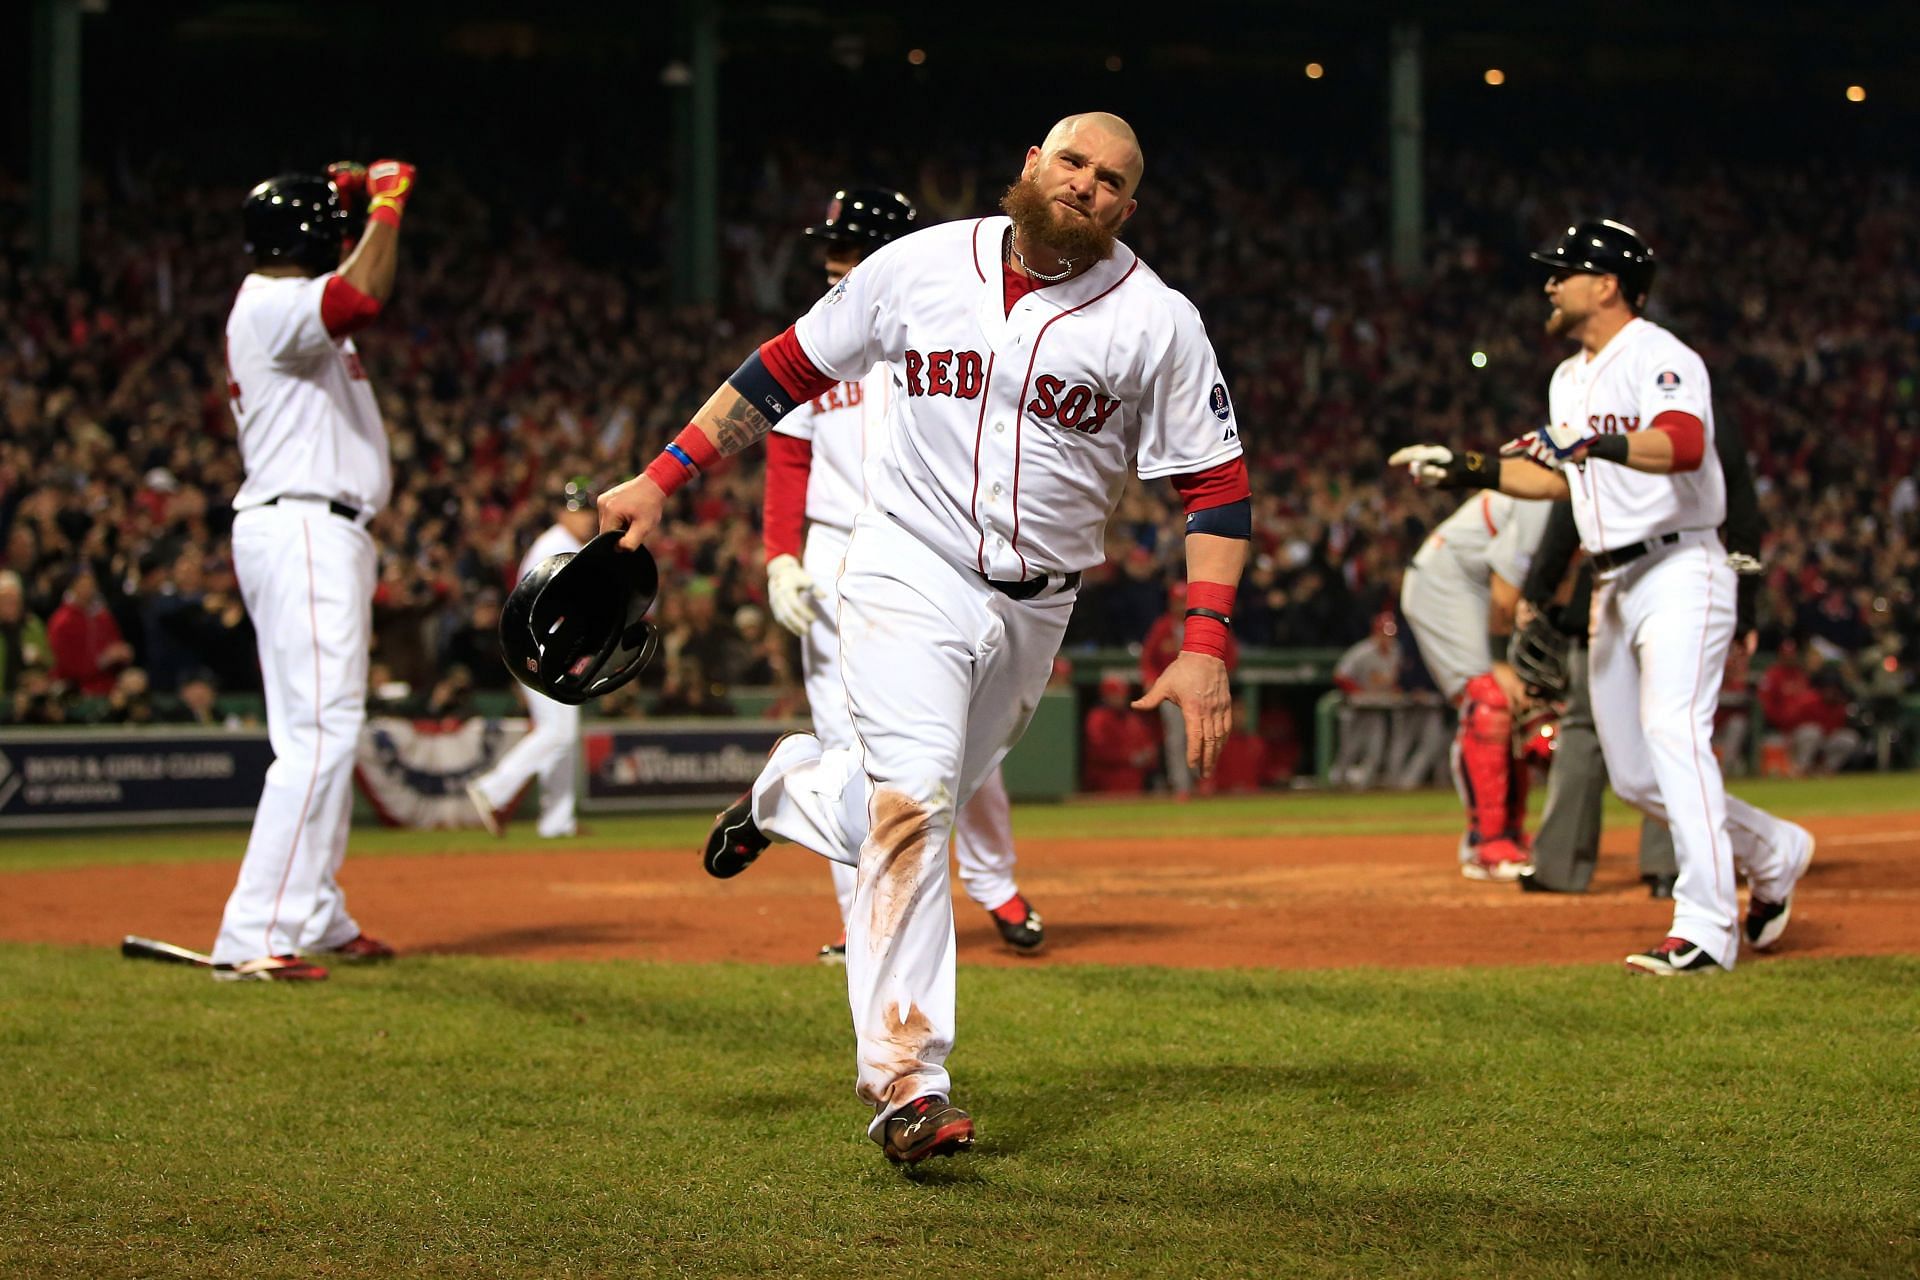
[1000,176,1119,265]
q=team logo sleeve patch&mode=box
[1210,383,1231,420]
[1655,370,1682,390]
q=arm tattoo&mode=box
[711,398,772,456]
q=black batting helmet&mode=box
[499,532,661,705]
[805,187,917,246]
[243,173,350,276]
[1530,219,1657,311]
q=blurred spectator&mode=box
[169,669,226,727]
[10,668,68,725]
[1082,671,1158,793]
[1210,692,1269,794]
[1758,640,1862,776]
[102,667,160,725]
[47,564,134,695]
[1329,612,1402,789]
[653,654,736,718]
[0,569,51,695]
[442,587,511,691]
[1140,581,1241,798]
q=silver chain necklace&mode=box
[1006,229,1076,283]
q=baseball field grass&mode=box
[4,775,1918,1278]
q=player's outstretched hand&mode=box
[597,475,667,551]
[1387,443,1498,490]
[1133,651,1231,778]
[765,554,817,636]
[1501,424,1594,471]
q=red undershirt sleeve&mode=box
[1169,457,1252,512]
[1650,410,1705,472]
[763,434,812,561]
[320,275,382,338]
[760,327,839,405]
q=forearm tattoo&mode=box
[711,397,772,456]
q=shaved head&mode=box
[1041,112,1144,195]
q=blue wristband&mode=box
[1184,497,1252,539]
[664,443,696,473]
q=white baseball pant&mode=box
[214,501,374,963]
[752,512,1068,1128]
[471,690,580,838]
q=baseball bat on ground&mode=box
[120,935,214,968]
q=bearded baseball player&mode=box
[467,477,600,839]
[209,160,416,982]
[600,112,1246,1161]
[764,187,1044,962]
[1399,491,1553,881]
[1390,219,1813,976]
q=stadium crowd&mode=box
[0,144,1914,780]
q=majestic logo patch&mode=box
[1655,370,1682,390]
[1210,383,1231,421]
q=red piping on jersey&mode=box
[1008,259,1140,575]
[1170,457,1251,512]
[971,218,991,283]
[1651,409,1706,471]
[1480,493,1498,537]
[266,519,327,957]
[970,353,998,573]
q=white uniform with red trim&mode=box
[751,215,1238,1127]
[774,367,1027,927]
[1553,316,1809,968]
[214,272,389,965]
[1401,491,1553,700]
[469,522,585,838]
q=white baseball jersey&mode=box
[794,215,1241,579]
[1550,317,1722,553]
[772,365,892,533]
[1411,492,1553,589]
[520,521,585,581]
[227,273,391,516]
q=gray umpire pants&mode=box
[1530,639,1678,891]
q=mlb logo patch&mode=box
[1655,370,1682,390]
[1209,383,1232,421]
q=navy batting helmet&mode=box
[1530,219,1657,311]
[499,533,661,705]
[805,187,917,246]
[243,173,350,276]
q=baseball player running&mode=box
[765,187,1043,961]
[1399,491,1552,881]
[600,112,1246,1161]
[467,477,600,839]
[1391,219,1813,976]
[212,160,417,981]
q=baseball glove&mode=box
[1508,613,1573,699]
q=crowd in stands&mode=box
[1,142,1915,782]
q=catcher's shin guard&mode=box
[1454,672,1514,843]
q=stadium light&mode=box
[1105,54,1123,72]
[907,47,927,66]
[1305,62,1324,80]
[1471,351,1489,369]
[1847,85,1867,102]
[1484,69,1506,86]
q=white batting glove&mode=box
[1504,423,1594,471]
[1387,443,1461,488]
[765,553,817,636]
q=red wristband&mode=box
[642,425,724,497]
[1181,580,1236,659]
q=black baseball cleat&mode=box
[876,1095,975,1165]
[702,793,770,879]
[1623,936,1721,977]
[988,894,1045,955]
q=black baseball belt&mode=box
[263,494,367,523]
[1591,530,1682,573]
[986,570,1081,600]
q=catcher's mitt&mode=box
[1508,613,1573,699]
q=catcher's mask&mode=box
[499,532,660,705]
[1508,616,1573,701]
